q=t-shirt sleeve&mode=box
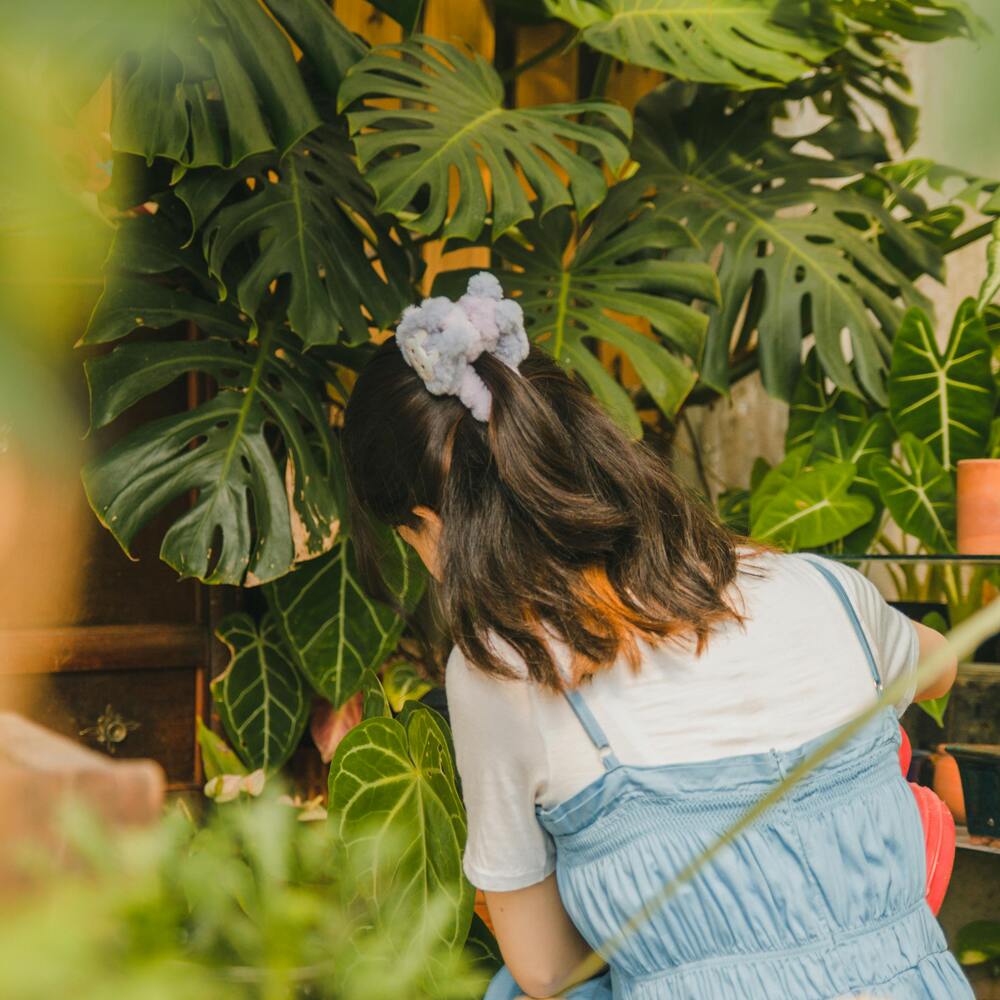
[822,560,921,716]
[445,644,556,891]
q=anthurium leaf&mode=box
[635,85,940,402]
[267,527,426,709]
[381,660,434,714]
[955,919,1000,966]
[211,612,310,773]
[545,0,838,90]
[176,123,414,346]
[751,446,811,521]
[888,301,996,470]
[871,432,956,551]
[83,327,342,586]
[196,718,248,780]
[751,458,874,549]
[360,669,392,719]
[435,181,718,436]
[786,349,868,450]
[328,704,474,950]
[110,0,319,169]
[337,35,631,241]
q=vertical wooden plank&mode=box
[333,0,403,45]
[419,0,495,291]
[515,22,577,107]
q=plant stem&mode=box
[500,27,576,83]
[943,219,995,255]
[589,53,613,99]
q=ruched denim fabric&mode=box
[483,560,972,999]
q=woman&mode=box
[341,273,969,999]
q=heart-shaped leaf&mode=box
[212,612,310,773]
[751,458,874,549]
[545,0,837,90]
[196,718,248,780]
[176,123,414,346]
[328,704,474,950]
[435,181,718,436]
[888,301,996,470]
[381,660,434,714]
[786,349,867,450]
[337,35,631,241]
[634,84,940,402]
[465,914,503,977]
[267,528,426,708]
[871,432,956,551]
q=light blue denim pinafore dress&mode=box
[485,556,972,999]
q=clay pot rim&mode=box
[957,458,1000,466]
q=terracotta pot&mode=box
[957,459,1000,555]
[931,747,967,826]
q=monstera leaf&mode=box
[871,432,956,551]
[750,457,874,549]
[177,123,414,345]
[435,181,718,436]
[337,35,631,241]
[212,612,311,772]
[888,301,996,470]
[831,0,983,39]
[328,704,474,949]
[267,528,426,708]
[82,211,342,586]
[634,84,940,402]
[545,0,837,90]
[108,0,320,169]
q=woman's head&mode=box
[342,320,744,690]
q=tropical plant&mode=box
[0,786,489,1000]
[63,0,994,968]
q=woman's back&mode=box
[449,552,972,999]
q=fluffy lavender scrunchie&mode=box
[395,272,529,422]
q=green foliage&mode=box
[437,180,719,435]
[267,528,427,708]
[955,919,1000,966]
[634,84,941,402]
[329,703,475,953]
[212,613,311,773]
[196,718,248,779]
[0,790,485,1000]
[871,432,957,551]
[888,300,996,469]
[338,36,631,240]
[382,659,435,713]
[176,123,414,345]
[547,0,838,89]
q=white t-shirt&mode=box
[444,551,920,892]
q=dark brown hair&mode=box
[341,338,746,691]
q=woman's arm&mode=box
[485,874,605,998]
[911,620,958,702]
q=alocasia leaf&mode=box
[212,612,311,773]
[267,527,426,708]
[786,349,867,450]
[328,703,474,950]
[634,84,941,402]
[888,301,996,470]
[545,0,838,90]
[176,123,414,346]
[751,457,873,549]
[871,432,956,551]
[337,35,631,241]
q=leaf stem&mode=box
[589,53,613,99]
[499,27,576,83]
[943,219,996,255]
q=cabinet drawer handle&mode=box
[79,704,141,754]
